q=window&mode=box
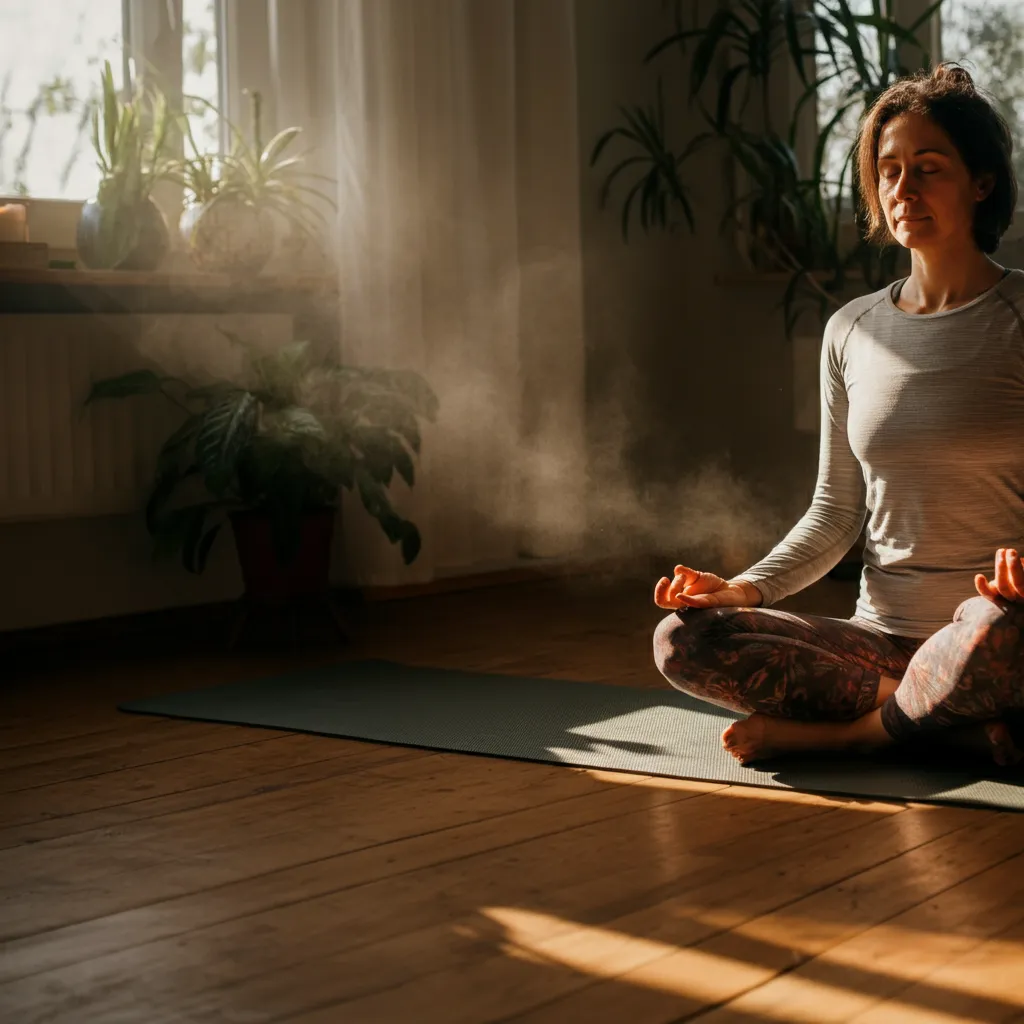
[0,0,221,202]
[811,0,1024,224]
[813,0,878,209]
[940,0,1024,195]
[0,1,124,199]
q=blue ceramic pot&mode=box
[77,196,170,271]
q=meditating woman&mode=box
[653,62,1024,767]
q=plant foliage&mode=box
[591,0,944,336]
[85,336,438,573]
[86,60,180,267]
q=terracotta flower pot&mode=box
[230,508,336,603]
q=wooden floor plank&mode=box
[846,920,1024,1023]
[687,850,1024,1023]
[0,787,891,1022]
[0,739,435,847]
[2,575,1020,1024]
[264,811,1017,1024]
[0,750,730,942]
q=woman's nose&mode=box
[893,171,917,200]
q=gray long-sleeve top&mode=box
[733,266,1024,639]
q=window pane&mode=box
[0,1,123,199]
[183,0,221,153]
[815,0,877,206]
[941,0,1024,193]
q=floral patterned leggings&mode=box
[653,594,1024,740]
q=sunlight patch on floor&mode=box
[578,767,907,813]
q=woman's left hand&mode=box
[975,547,1024,604]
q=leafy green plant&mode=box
[171,109,222,205]
[87,60,178,266]
[592,0,943,336]
[171,90,334,239]
[85,334,438,573]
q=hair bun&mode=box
[932,62,977,93]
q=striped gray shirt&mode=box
[735,266,1024,639]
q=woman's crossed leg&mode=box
[653,596,1024,765]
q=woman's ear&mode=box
[976,171,996,202]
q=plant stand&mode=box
[226,590,351,651]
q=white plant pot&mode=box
[179,198,275,275]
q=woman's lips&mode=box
[899,215,930,223]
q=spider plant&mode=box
[215,90,335,239]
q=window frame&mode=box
[0,0,272,260]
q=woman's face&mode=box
[875,111,994,251]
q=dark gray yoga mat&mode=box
[119,659,1024,812]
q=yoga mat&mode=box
[119,659,1024,812]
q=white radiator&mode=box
[0,314,293,521]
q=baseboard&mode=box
[0,557,627,665]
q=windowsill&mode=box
[0,266,339,315]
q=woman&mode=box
[653,62,1024,767]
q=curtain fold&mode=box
[319,0,586,587]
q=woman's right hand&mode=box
[654,565,762,611]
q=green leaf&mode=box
[783,1,810,87]
[181,505,211,573]
[260,126,302,168]
[690,8,737,100]
[86,370,171,403]
[192,524,222,574]
[716,65,747,131]
[146,464,198,534]
[149,502,217,566]
[598,155,650,208]
[400,520,421,564]
[850,13,926,50]
[195,392,259,495]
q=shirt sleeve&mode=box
[730,310,868,607]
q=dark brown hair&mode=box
[856,62,1017,253]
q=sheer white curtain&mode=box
[314,0,586,588]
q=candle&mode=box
[0,203,28,242]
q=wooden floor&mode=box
[3,571,1024,1023]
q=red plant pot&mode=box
[230,508,336,603]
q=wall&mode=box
[0,312,294,633]
[1,1,846,632]
[574,0,822,576]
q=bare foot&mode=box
[722,709,889,765]
[722,714,776,765]
[984,721,1024,767]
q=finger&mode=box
[668,571,700,601]
[668,566,699,598]
[678,571,721,597]
[1008,549,1024,600]
[654,577,673,607]
[976,573,1000,603]
[996,548,1016,600]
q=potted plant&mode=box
[77,61,177,271]
[175,91,333,275]
[591,0,938,337]
[84,332,438,600]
